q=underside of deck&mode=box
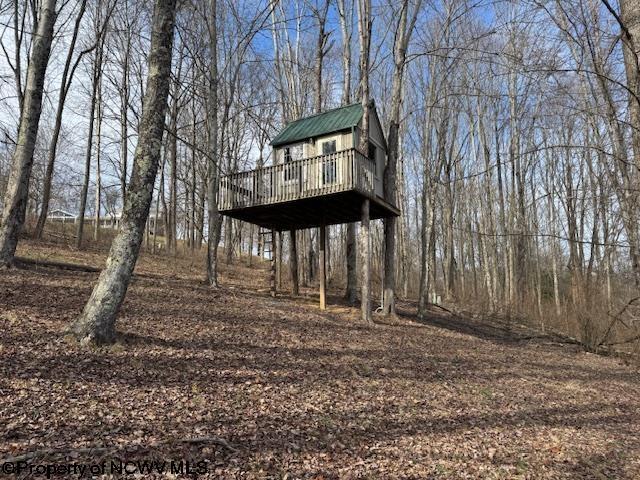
[220,190,399,231]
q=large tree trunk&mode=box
[619,0,640,287]
[206,0,221,286]
[0,0,57,266]
[417,67,437,318]
[337,0,358,303]
[67,0,177,344]
[310,1,329,285]
[360,199,371,322]
[357,0,372,322]
[381,0,420,316]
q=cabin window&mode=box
[283,144,303,182]
[321,140,337,184]
[368,142,377,176]
[321,140,336,155]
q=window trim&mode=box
[282,144,303,183]
[368,141,378,177]
[321,139,337,155]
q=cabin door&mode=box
[319,139,337,187]
[282,144,304,196]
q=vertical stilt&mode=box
[360,199,372,322]
[319,224,326,310]
[290,229,299,296]
[270,229,276,298]
[277,231,283,290]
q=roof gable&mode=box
[271,103,363,147]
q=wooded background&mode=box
[1,0,639,351]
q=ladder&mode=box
[258,227,277,297]
[258,227,273,259]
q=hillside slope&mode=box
[1,240,639,479]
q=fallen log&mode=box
[14,256,101,273]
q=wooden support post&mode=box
[319,224,326,310]
[270,229,276,298]
[360,198,372,323]
[277,231,283,290]
[290,229,299,296]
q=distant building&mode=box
[47,209,76,223]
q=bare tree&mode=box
[76,5,109,249]
[67,0,178,344]
[206,0,221,286]
[34,0,91,238]
[381,0,421,316]
[337,0,358,303]
[357,0,372,323]
[0,0,57,266]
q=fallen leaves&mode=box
[0,239,639,478]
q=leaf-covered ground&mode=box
[1,240,640,479]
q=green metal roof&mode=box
[271,103,363,147]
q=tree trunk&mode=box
[119,34,130,207]
[0,0,57,266]
[206,0,221,286]
[76,46,103,249]
[35,0,88,238]
[93,66,103,243]
[620,0,640,287]
[67,0,177,344]
[167,88,179,254]
[417,68,437,318]
[360,199,372,322]
[381,0,420,315]
[338,0,357,303]
[357,0,372,321]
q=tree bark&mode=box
[67,0,177,344]
[381,0,420,315]
[338,0,358,303]
[0,0,57,266]
[357,0,372,321]
[360,199,372,322]
[76,44,103,249]
[206,0,221,286]
[94,69,104,243]
[619,0,640,287]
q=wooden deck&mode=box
[218,148,399,231]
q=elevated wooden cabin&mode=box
[218,101,399,231]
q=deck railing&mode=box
[218,148,376,211]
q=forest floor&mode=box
[1,239,640,479]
